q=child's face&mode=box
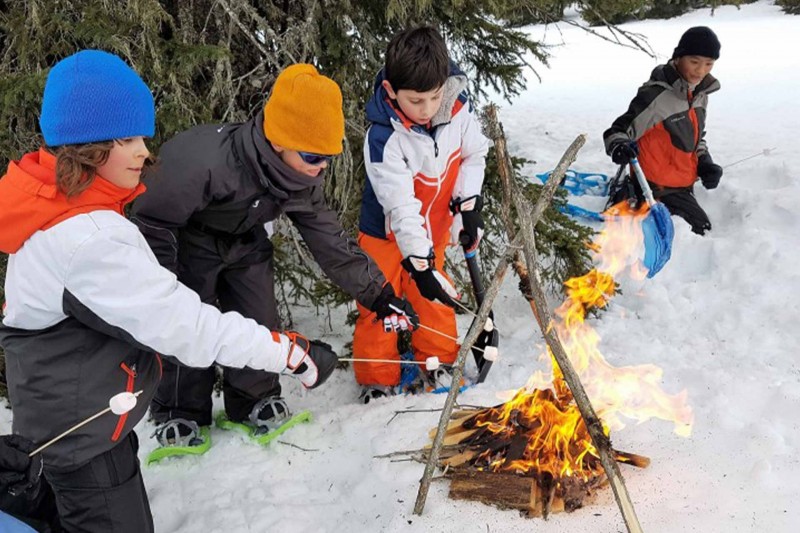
[675,55,716,86]
[382,81,444,126]
[97,137,150,189]
[271,143,330,178]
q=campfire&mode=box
[431,390,649,517]
[425,206,691,518]
[412,116,692,533]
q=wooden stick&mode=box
[452,299,479,318]
[500,135,645,531]
[29,390,144,457]
[413,237,518,516]
[338,358,450,367]
[415,323,489,354]
[614,451,651,469]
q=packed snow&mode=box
[2,2,798,531]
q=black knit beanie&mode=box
[672,26,721,60]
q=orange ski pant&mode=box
[352,233,458,386]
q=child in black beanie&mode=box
[604,26,723,235]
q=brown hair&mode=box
[385,26,450,92]
[49,140,155,198]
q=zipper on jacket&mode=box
[434,140,439,157]
[111,363,137,442]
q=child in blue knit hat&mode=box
[0,50,337,532]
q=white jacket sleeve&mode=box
[452,98,490,201]
[364,131,433,259]
[64,223,289,372]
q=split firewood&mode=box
[442,450,477,468]
[424,428,480,448]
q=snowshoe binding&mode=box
[215,397,312,446]
[146,418,212,465]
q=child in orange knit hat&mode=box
[131,64,417,457]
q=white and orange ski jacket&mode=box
[359,64,490,259]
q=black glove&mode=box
[0,435,43,498]
[450,195,484,252]
[281,332,337,389]
[611,140,639,166]
[372,284,419,332]
[697,154,723,189]
[401,253,459,307]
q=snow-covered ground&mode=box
[3,2,799,532]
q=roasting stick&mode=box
[339,356,446,371]
[416,324,483,354]
[416,323,499,362]
[29,390,144,457]
[452,300,497,333]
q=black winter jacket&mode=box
[131,111,386,309]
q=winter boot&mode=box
[359,385,396,404]
[248,396,293,436]
[146,418,211,465]
[425,367,455,390]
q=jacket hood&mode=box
[365,62,469,131]
[234,110,326,196]
[647,62,721,97]
[0,148,145,253]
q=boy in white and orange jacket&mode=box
[353,27,490,401]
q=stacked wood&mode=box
[426,407,650,518]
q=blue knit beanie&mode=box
[40,50,155,146]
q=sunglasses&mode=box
[297,151,334,166]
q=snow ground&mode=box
[2,2,798,532]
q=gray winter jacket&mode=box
[603,62,720,189]
[131,111,386,309]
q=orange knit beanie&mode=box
[263,64,344,155]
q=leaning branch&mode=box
[485,105,643,531]
[413,236,518,515]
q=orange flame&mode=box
[472,387,606,479]
[477,200,692,478]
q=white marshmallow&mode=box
[483,346,499,362]
[425,356,441,371]
[484,317,494,332]
[109,392,138,415]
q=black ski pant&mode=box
[44,431,153,533]
[607,174,712,235]
[150,226,281,426]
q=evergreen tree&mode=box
[0,0,598,396]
